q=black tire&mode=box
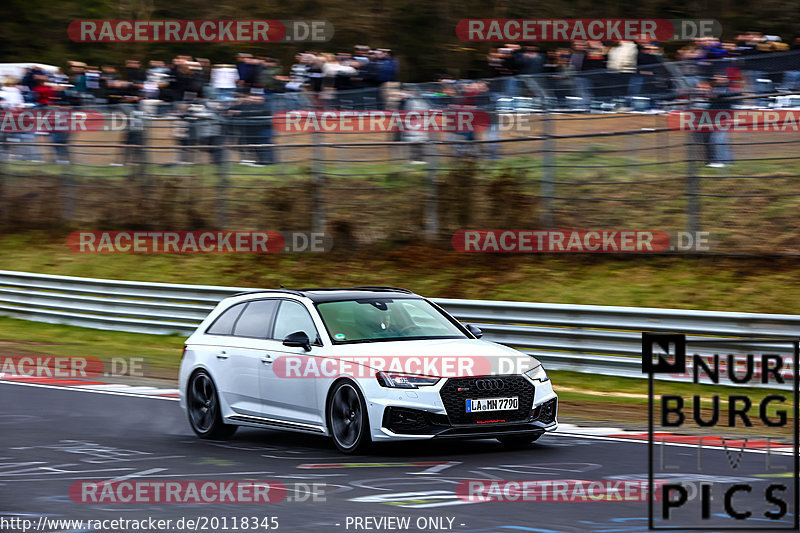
[327,380,371,454]
[187,370,237,439]
[497,433,542,448]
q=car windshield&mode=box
[316,298,468,343]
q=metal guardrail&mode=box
[0,270,796,387]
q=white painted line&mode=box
[107,467,167,483]
[556,431,795,455]
[0,380,179,401]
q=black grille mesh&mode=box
[439,375,535,424]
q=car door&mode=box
[254,299,323,427]
[204,299,278,417]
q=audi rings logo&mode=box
[474,378,505,391]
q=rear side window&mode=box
[233,299,279,338]
[206,302,246,335]
[272,300,319,342]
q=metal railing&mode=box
[0,269,796,388]
[4,111,800,254]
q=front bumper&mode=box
[368,374,558,441]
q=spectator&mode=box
[210,64,239,101]
[99,65,121,102]
[144,60,169,100]
[567,40,596,103]
[0,78,26,162]
[185,61,205,98]
[377,49,398,84]
[626,41,664,108]
[307,53,326,94]
[32,77,69,164]
[196,58,212,93]
[126,60,146,92]
[120,98,146,166]
[0,78,25,109]
[706,74,736,167]
[32,75,56,106]
[22,66,45,91]
[168,57,192,101]
[258,57,284,93]
[234,94,275,166]
[518,46,544,75]
[51,68,69,86]
[184,101,223,166]
[171,102,196,165]
[392,86,429,163]
[287,54,310,91]
[235,53,256,93]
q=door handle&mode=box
[261,356,273,365]
[215,351,229,359]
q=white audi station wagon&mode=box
[178,287,558,453]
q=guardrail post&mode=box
[540,106,555,229]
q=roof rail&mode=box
[349,286,414,294]
[231,288,305,297]
[295,286,414,294]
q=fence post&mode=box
[0,150,5,227]
[686,133,701,234]
[311,130,326,234]
[216,157,229,229]
[540,106,555,228]
[424,141,439,242]
[214,115,228,228]
[61,151,75,222]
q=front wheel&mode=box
[327,381,371,454]
[187,370,237,439]
[497,433,542,448]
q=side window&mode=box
[206,302,246,335]
[272,300,319,342]
[233,299,279,338]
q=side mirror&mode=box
[283,331,311,351]
[466,324,483,339]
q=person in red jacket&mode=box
[32,76,56,106]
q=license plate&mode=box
[466,397,519,413]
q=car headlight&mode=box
[525,364,549,382]
[376,371,440,389]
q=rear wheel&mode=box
[497,433,542,448]
[328,381,371,454]
[187,370,237,439]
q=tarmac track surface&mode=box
[0,382,796,533]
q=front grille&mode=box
[439,375,535,424]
